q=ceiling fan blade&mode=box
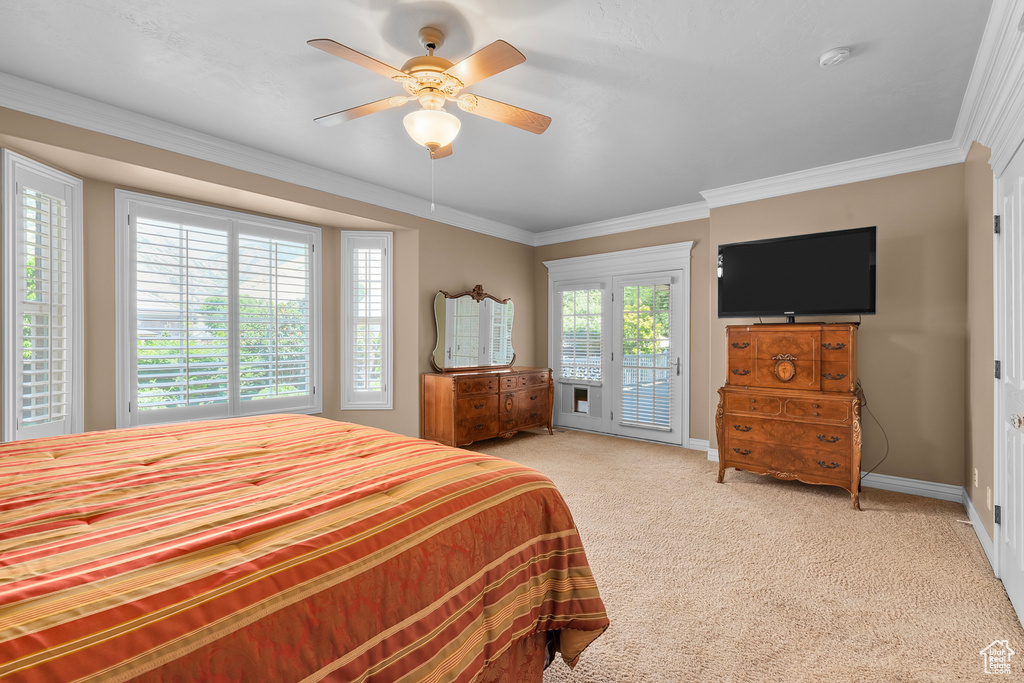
[307,38,408,81]
[314,97,409,126]
[457,95,551,134]
[430,143,453,159]
[443,40,525,88]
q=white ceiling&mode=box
[0,0,993,233]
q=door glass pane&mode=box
[560,289,602,381]
[621,283,671,427]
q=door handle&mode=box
[675,357,681,376]
[1012,414,1023,430]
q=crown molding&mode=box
[700,138,967,209]
[0,71,536,246]
[533,201,709,247]
[954,0,1024,176]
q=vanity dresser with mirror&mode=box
[421,285,553,448]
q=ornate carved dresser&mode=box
[420,284,553,448]
[421,367,553,447]
[715,323,863,509]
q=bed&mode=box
[0,414,607,682]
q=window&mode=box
[341,231,392,410]
[2,151,84,441]
[559,288,603,381]
[116,192,321,427]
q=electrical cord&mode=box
[858,384,890,480]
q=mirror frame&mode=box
[430,285,516,372]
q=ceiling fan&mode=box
[308,27,551,159]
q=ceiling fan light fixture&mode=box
[403,108,461,150]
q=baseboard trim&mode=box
[707,448,719,462]
[962,488,997,571]
[688,438,710,452]
[859,472,963,502]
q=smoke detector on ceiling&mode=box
[819,47,851,68]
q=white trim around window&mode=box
[115,190,322,428]
[341,231,393,410]
[1,150,85,441]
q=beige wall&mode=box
[709,165,969,486]
[0,106,1003,499]
[965,142,995,535]
[533,219,712,442]
[0,109,534,438]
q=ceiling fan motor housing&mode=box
[418,26,445,52]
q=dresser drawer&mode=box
[784,397,851,424]
[500,376,518,390]
[455,395,499,441]
[725,393,782,416]
[515,388,549,425]
[820,361,853,392]
[518,371,549,388]
[728,329,752,358]
[727,363,754,385]
[723,415,851,453]
[753,330,820,359]
[820,330,853,358]
[457,395,498,417]
[456,377,498,395]
[726,440,851,484]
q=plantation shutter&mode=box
[237,227,313,406]
[2,151,83,441]
[121,194,321,427]
[132,209,232,423]
[341,231,392,410]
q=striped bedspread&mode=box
[0,414,607,682]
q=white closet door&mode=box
[997,144,1024,617]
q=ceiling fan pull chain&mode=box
[430,157,436,213]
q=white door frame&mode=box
[545,242,693,447]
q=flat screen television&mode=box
[717,226,876,320]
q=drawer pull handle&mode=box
[733,448,752,455]
[474,423,486,430]
[733,425,752,432]
[529,394,538,400]
[732,369,750,376]
[731,342,750,349]
[817,435,841,443]
[474,403,484,409]
[816,460,841,469]
[822,373,847,380]
[822,342,846,350]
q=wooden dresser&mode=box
[421,367,554,447]
[715,323,863,509]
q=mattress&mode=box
[0,414,607,681]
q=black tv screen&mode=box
[718,226,876,318]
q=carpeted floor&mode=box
[473,429,1024,682]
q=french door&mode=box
[610,274,684,445]
[546,242,692,446]
[996,144,1024,616]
